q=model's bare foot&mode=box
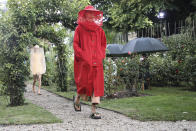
[75,96,80,104]
[38,92,42,95]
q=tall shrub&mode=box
[104,58,118,96]
[0,15,31,105]
[116,55,140,92]
[56,43,68,92]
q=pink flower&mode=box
[122,60,125,63]
[128,51,131,55]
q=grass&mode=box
[42,85,196,121]
[0,96,62,125]
[42,85,76,100]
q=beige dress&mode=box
[30,46,46,75]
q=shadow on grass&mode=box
[7,102,29,107]
[180,88,196,92]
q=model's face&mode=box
[85,11,95,22]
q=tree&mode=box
[163,0,196,22]
[32,0,89,29]
[0,13,31,106]
[91,0,163,42]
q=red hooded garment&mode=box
[73,5,107,97]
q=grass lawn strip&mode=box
[0,96,62,125]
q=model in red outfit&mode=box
[73,5,106,119]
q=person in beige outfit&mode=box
[30,45,46,95]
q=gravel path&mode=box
[0,84,196,131]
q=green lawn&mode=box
[42,85,196,121]
[42,85,76,100]
[0,96,62,125]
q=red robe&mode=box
[73,24,106,97]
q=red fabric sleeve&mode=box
[101,29,107,59]
[73,27,83,58]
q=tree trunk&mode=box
[122,32,128,43]
[9,85,25,106]
[56,44,68,92]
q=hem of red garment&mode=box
[77,91,104,97]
